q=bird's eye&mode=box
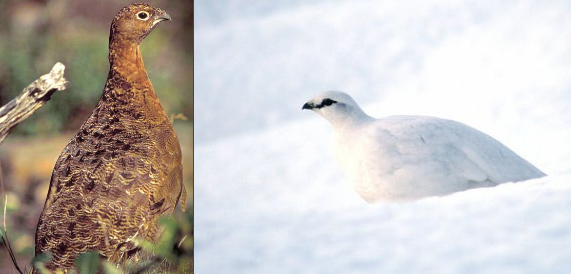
[136,11,150,20]
[321,98,337,107]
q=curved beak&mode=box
[158,13,172,22]
[153,10,172,26]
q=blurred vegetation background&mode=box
[0,0,193,271]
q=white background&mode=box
[194,0,571,273]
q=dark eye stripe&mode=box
[321,98,337,107]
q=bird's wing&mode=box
[368,117,492,185]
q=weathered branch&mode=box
[0,62,67,144]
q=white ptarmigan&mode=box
[303,91,546,203]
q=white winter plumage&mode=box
[303,91,546,203]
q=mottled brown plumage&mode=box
[34,3,186,271]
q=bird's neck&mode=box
[103,40,157,103]
[108,41,148,79]
[98,41,167,123]
[329,108,374,131]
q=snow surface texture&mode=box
[195,0,571,273]
[303,91,545,202]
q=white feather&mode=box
[304,91,545,202]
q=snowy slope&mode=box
[196,174,571,274]
[195,0,571,273]
[195,119,571,273]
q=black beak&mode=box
[302,102,315,110]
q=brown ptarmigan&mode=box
[34,3,186,272]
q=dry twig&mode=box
[0,62,68,144]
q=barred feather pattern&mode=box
[34,3,186,272]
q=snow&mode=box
[196,175,571,274]
[195,0,571,273]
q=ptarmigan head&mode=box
[110,3,171,45]
[303,91,373,127]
